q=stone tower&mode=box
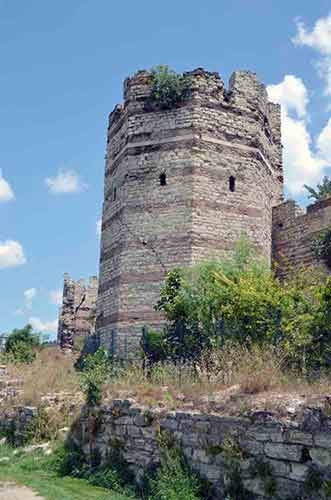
[96,68,284,356]
[57,274,98,350]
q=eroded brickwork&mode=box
[272,198,331,279]
[97,67,284,356]
[57,274,98,350]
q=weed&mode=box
[304,466,323,495]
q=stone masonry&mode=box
[96,68,284,356]
[74,397,331,500]
[272,198,331,279]
[57,274,98,350]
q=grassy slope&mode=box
[0,444,133,500]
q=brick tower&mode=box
[96,68,284,356]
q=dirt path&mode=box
[0,482,44,499]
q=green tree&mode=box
[306,277,331,370]
[304,176,331,201]
[150,237,331,372]
[5,324,40,364]
[153,238,283,362]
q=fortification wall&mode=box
[73,397,331,500]
[97,68,283,356]
[272,198,331,279]
[57,274,98,350]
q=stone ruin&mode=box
[57,273,98,350]
[95,67,331,358]
[56,67,331,357]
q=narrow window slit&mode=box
[160,172,167,186]
[229,176,236,192]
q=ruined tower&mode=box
[96,68,284,356]
[57,274,98,350]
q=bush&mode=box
[5,324,40,364]
[154,237,283,363]
[150,66,191,110]
[312,227,331,268]
[145,236,331,374]
[79,347,110,406]
[151,448,204,500]
[141,327,167,367]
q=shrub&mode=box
[79,348,109,406]
[150,66,191,110]
[154,237,283,363]
[4,324,40,364]
[151,448,204,500]
[141,327,167,367]
[146,236,331,374]
[312,227,331,268]
[88,449,135,497]
[48,440,89,478]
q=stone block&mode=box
[286,430,313,446]
[264,443,303,462]
[310,447,331,467]
[314,432,331,448]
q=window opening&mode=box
[159,172,167,186]
[113,186,117,201]
[229,176,235,192]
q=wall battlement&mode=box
[57,274,98,350]
[272,198,331,278]
[97,67,284,357]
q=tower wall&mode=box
[97,68,283,356]
[272,198,331,279]
[57,274,98,350]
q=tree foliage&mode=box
[150,66,191,110]
[312,227,331,268]
[143,237,331,372]
[78,347,110,406]
[4,324,40,364]
[304,176,331,202]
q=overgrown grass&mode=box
[0,443,134,500]
[99,344,331,414]
[4,347,80,407]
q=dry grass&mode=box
[3,346,81,407]
[1,344,330,420]
[102,344,331,416]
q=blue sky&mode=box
[1,0,331,337]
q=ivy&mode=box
[150,65,192,110]
[312,227,331,268]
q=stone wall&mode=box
[272,198,331,280]
[74,398,331,500]
[57,274,98,350]
[97,67,284,357]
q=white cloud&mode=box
[0,240,26,269]
[29,317,58,333]
[267,75,308,118]
[317,118,331,163]
[293,15,331,55]
[293,14,331,95]
[267,75,325,195]
[0,169,14,202]
[96,218,102,237]
[49,289,62,306]
[24,288,36,309]
[45,169,87,194]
